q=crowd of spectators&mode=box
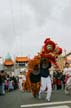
[0,70,19,95]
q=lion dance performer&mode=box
[24,37,62,99]
[38,38,62,101]
[23,55,41,95]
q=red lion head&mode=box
[43,38,56,53]
[40,38,62,67]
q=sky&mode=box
[0,0,71,58]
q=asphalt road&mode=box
[0,90,71,108]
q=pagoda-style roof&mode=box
[4,60,14,66]
[16,56,29,63]
[4,53,14,66]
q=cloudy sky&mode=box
[0,0,71,58]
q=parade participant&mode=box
[39,58,52,101]
[63,62,71,83]
[24,55,41,92]
[30,64,41,98]
[63,62,71,94]
[38,38,62,101]
[24,69,32,92]
[24,37,62,100]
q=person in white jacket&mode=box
[63,62,71,94]
[63,62,71,82]
[19,74,26,91]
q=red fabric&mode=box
[53,78,57,84]
[57,80,61,85]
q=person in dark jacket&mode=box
[39,58,52,101]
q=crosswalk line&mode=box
[21,101,71,107]
[43,105,70,108]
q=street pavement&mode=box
[0,90,71,108]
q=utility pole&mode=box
[64,49,67,62]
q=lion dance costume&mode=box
[24,38,62,98]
